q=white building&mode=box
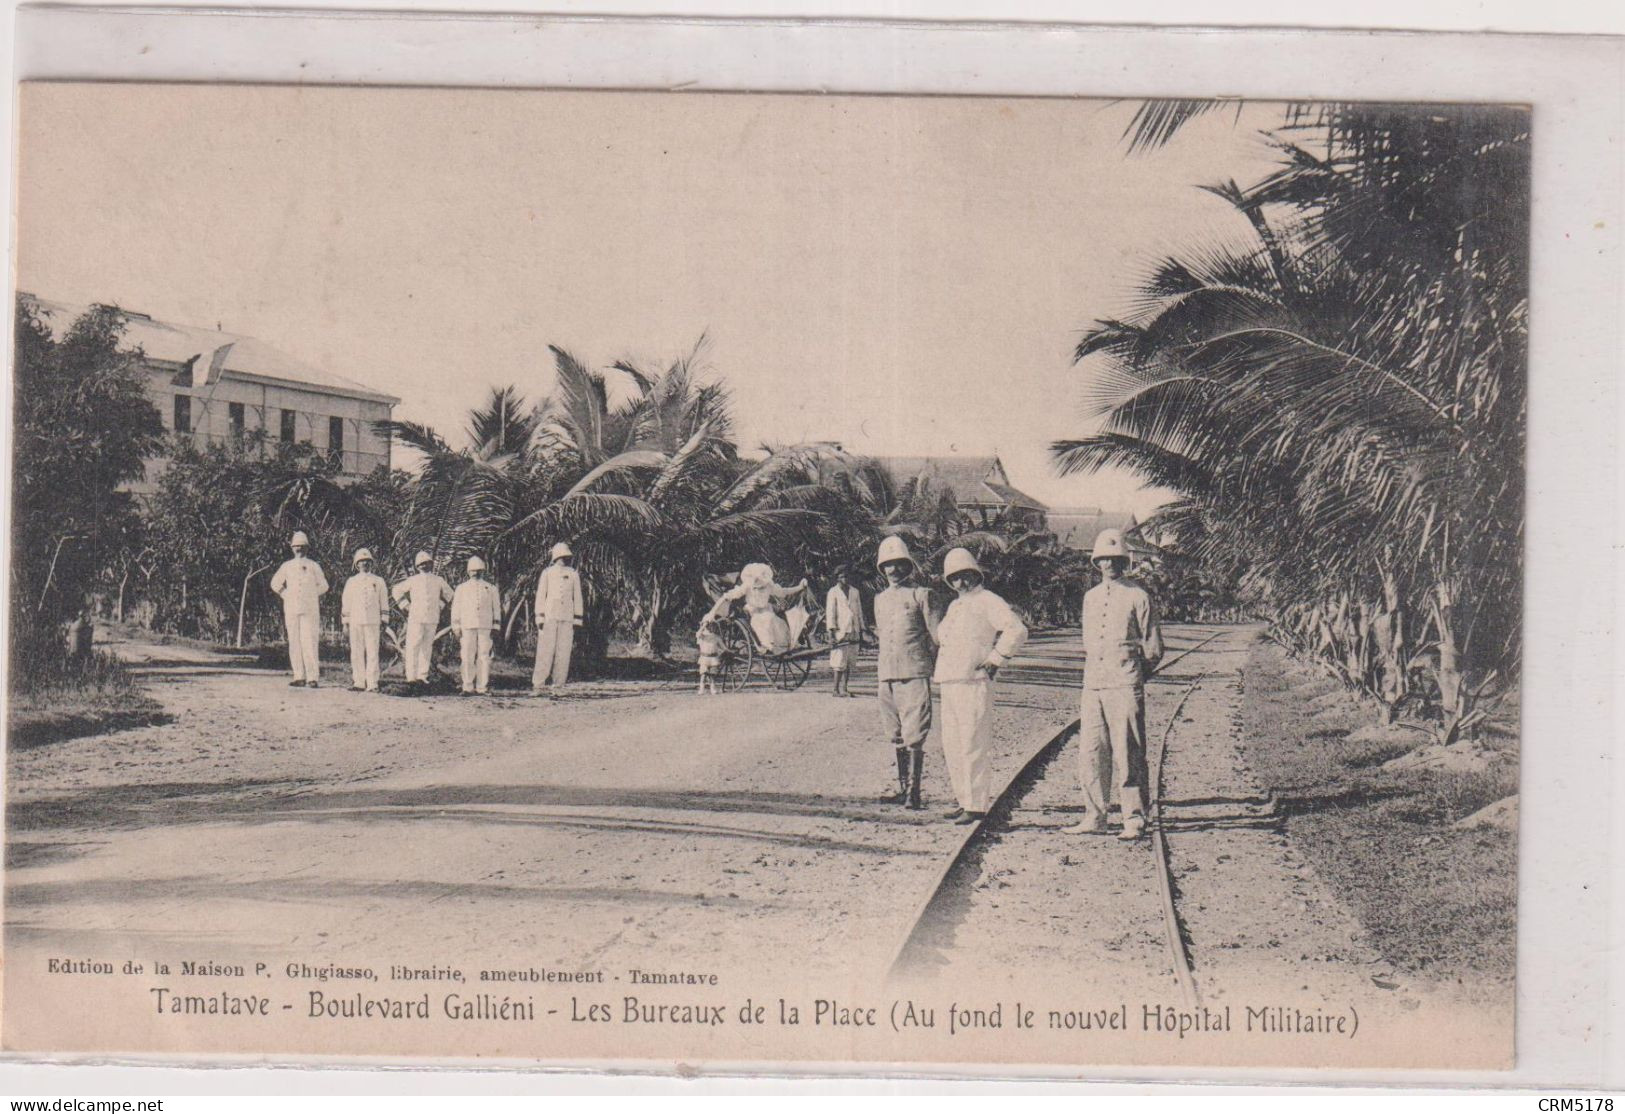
[24,295,399,494]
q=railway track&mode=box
[883,625,1233,997]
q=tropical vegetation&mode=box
[10,300,163,680]
[1055,101,1528,742]
[46,329,1089,676]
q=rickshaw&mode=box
[702,568,833,692]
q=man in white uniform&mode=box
[1064,528,1164,841]
[392,551,453,688]
[932,547,1027,824]
[532,542,585,698]
[452,556,502,695]
[269,531,329,688]
[341,547,389,692]
[824,568,865,698]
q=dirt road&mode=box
[6,628,1088,982]
[3,625,1507,1065]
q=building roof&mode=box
[875,455,1048,513]
[21,294,400,406]
[1048,507,1143,551]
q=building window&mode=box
[229,401,245,438]
[173,394,191,434]
[280,409,296,443]
[329,416,345,456]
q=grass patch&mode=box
[1241,638,1516,998]
[8,649,169,749]
[1340,737,1416,768]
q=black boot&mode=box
[879,749,909,804]
[906,749,924,810]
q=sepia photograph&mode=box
[4,80,1525,1070]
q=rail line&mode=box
[883,625,1232,988]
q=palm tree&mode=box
[1057,102,1527,743]
[384,344,865,661]
[376,381,656,646]
[530,345,847,655]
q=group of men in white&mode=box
[271,524,1163,839]
[270,533,584,697]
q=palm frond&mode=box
[374,419,449,459]
[1122,98,1241,154]
[562,450,670,498]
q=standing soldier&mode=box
[342,548,389,693]
[532,542,585,698]
[270,531,329,688]
[872,537,938,810]
[1065,528,1163,841]
[933,548,1027,825]
[824,567,865,698]
[393,551,453,690]
[452,556,502,696]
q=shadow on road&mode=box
[6,874,768,913]
[8,779,948,850]
[7,778,318,831]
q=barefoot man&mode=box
[824,567,865,698]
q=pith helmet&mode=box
[943,547,982,580]
[353,547,374,566]
[414,550,433,568]
[290,531,310,547]
[875,535,915,572]
[550,542,574,561]
[467,556,486,573]
[1091,529,1129,562]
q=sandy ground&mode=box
[2,624,1508,1067]
[5,629,1083,978]
[906,627,1510,1068]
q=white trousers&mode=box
[405,622,438,682]
[284,610,322,682]
[533,621,575,688]
[460,628,493,693]
[940,680,995,813]
[348,623,381,690]
[1079,686,1150,822]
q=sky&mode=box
[16,85,1285,519]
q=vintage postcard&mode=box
[5,81,1523,1071]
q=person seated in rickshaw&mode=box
[703,562,808,656]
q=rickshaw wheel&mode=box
[778,655,813,691]
[719,618,753,691]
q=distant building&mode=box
[24,295,399,494]
[874,454,1048,531]
[1048,507,1145,554]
